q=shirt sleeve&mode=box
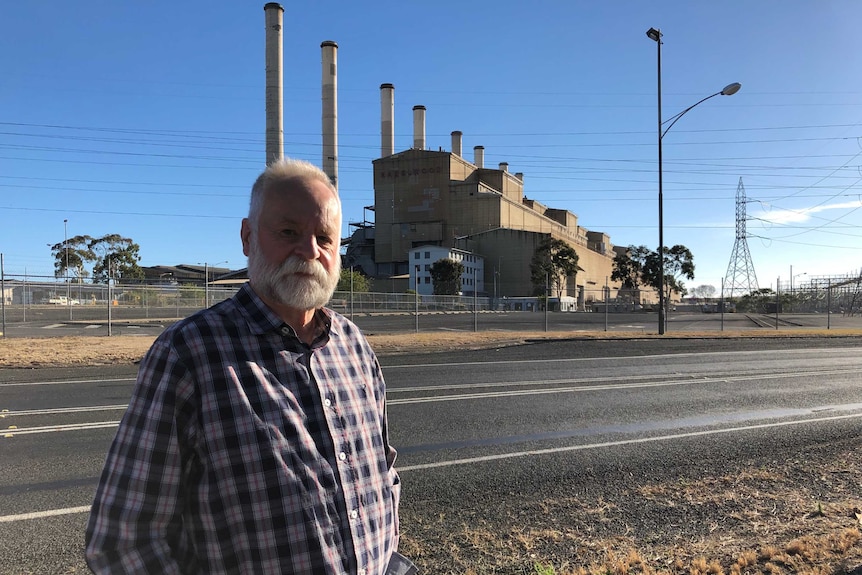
[373,353,401,543]
[85,334,195,574]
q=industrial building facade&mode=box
[364,143,621,308]
[408,245,485,296]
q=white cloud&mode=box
[755,200,862,225]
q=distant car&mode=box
[47,296,80,305]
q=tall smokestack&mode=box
[474,145,484,168]
[412,105,426,150]
[264,3,284,165]
[380,83,394,157]
[451,131,462,157]
[321,40,338,190]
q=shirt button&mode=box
[324,398,332,408]
[358,569,366,575]
[338,452,347,461]
[350,509,359,519]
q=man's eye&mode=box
[317,235,333,245]
[281,229,297,236]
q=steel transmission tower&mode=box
[723,177,759,299]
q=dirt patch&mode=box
[3,329,860,368]
[0,332,567,368]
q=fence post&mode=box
[1,254,6,338]
[473,268,478,332]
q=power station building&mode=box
[364,146,617,306]
[343,93,625,309]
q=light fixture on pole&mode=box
[646,26,741,334]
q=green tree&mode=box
[530,238,581,298]
[689,284,717,301]
[613,244,694,309]
[89,234,144,284]
[611,245,651,303]
[50,234,95,281]
[430,258,464,295]
[736,288,775,313]
[336,268,370,292]
[51,233,144,284]
[642,244,695,308]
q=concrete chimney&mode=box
[412,105,426,150]
[499,162,509,172]
[474,145,484,168]
[380,83,394,157]
[321,40,338,190]
[263,3,284,165]
[515,172,524,182]
[451,131,462,157]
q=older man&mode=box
[86,159,409,574]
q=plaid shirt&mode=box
[86,284,400,574]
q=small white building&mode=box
[408,245,485,296]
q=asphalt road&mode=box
[1,338,862,573]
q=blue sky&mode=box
[3,1,862,293]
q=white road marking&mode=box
[2,421,121,436]
[1,377,136,387]
[387,367,858,404]
[0,506,91,523]
[383,346,862,369]
[397,411,862,472]
[2,405,127,417]
[4,412,861,523]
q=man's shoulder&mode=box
[324,308,374,342]
[153,301,247,351]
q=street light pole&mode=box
[64,218,71,320]
[414,265,420,333]
[201,260,228,309]
[647,28,665,334]
[646,27,741,334]
[790,265,806,312]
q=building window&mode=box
[425,251,430,259]
[424,277,431,284]
[424,264,430,271]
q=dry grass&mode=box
[2,328,862,368]
[399,450,862,574]
[400,464,862,575]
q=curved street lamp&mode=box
[647,27,741,334]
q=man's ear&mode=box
[241,218,252,257]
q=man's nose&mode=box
[294,234,320,260]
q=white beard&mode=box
[248,244,340,311]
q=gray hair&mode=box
[248,158,338,225]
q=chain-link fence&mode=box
[2,277,862,333]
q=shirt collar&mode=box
[235,283,339,340]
